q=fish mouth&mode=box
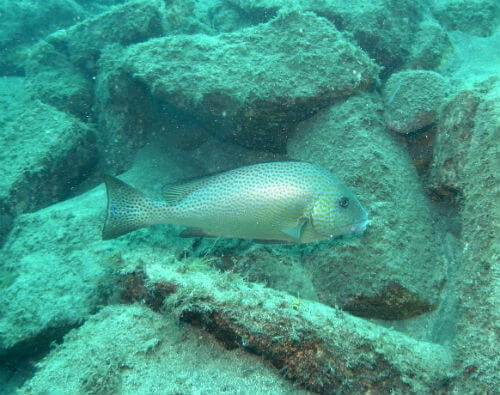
[348,212,370,233]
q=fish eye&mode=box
[338,197,349,208]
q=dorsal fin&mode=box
[162,168,233,203]
[162,178,209,203]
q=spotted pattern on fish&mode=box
[102,162,369,243]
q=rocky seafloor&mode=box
[0,0,498,393]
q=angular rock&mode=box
[93,45,157,172]
[25,40,94,119]
[124,10,380,150]
[0,77,25,128]
[227,0,452,75]
[46,0,165,73]
[429,78,500,393]
[431,0,500,37]
[428,89,481,199]
[19,305,304,394]
[0,142,214,360]
[0,184,113,361]
[0,101,97,244]
[115,260,453,393]
[287,93,446,320]
[0,0,85,75]
[407,20,453,70]
[383,70,450,134]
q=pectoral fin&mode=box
[281,219,307,242]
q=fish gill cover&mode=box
[0,0,498,393]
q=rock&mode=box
[0,100,97,245]
[428,78,500,393]
[0,142,214,360]
[25,40,94,119]
[0,77,25,128]
[383,70,450,134]
[23,0,165,122]
[0,185,113,361]
[431,0,500,37]
[123,10,379,151]
[109,259,453,393]
[19,305,305,394]
[93,45,157,172]
[407,20,453,70]
[46,0,165,73]
[287,93,446,320]
[0,0,86,75]
[227,0,452,75]
[428,90,481,199]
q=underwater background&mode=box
[0,0,499,393]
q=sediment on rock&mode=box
[127,262,453,393]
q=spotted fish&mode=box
[102,161,369,243]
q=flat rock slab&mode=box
[0,100,97,244]
[124,10,379,150]
[116,260,452,393]
[19,305,305,394]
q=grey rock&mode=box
[227,0,452,75]
[432,0,500,37]
[46,0,165,73]
[0,185,114,360]
[123,10,379,151]
[383,70,449,134]
[288,93,446,320]
[0,100,97,245]
[429,78,500,393]
[0,0,86,75]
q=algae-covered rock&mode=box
[0,0,86,75]
[111,260,452,393]
[19,305,306,394]
[93,45,157,172]
[432,0,500,37]
[287,93,446,320]
[227,0,452,75]
[0,143,206,360]
[123,10,379,151]
[46,0,165,73]
[407,20,453,70]
[428,89,481,199]
[383,70,450,134]
[25,40,94,119]
[0,100,97,245]
[429,78,500,393]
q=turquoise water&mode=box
[0,0,498,393]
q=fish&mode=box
[102,161,369,243]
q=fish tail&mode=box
[102,175,162,240]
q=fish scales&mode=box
[102,161,369,243]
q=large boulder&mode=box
[428,78,500,393]
[287,93,446,320]
[0,99,97,245]
[24,0,165,120]
[227,0,452,75]
[18,305,303,394]
[123,10,380,151]
[431,0,500,37]
[0,0,86,75]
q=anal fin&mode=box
[179,227,215,238]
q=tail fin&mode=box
[102,175,157,240]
